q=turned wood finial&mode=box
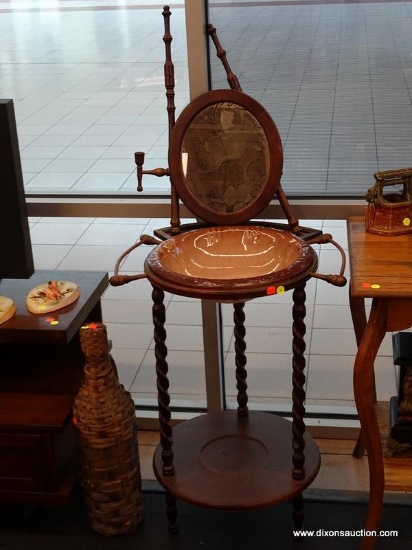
[207,22,300,232]
[207,23,242,92]
[163,6,181,234]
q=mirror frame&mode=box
[168,89,283,225]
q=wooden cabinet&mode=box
[0,270,108,505]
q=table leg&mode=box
[152,285,174,477]
[165,491,178,533]
[353,298,387,549]
[292,493,304,530]
[292,283,307,481]
[350,293,377,458]
[349,294,367,347]
[233,302,248,417]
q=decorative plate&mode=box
[26,280,80,314]
[0,296,16,325]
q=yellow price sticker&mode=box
[403,218,411,226]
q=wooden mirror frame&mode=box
[168,89,283,226]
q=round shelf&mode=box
[153,410,320,511]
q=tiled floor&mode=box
[1,0,407,418]
[1,0,188,195]
[2,0,412,196]
[209,1,412,195]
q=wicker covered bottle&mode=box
[73,322,143,535]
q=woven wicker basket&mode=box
[73,323,143,535]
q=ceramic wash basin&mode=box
[144,225,318,301]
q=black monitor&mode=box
[0,99,34,280]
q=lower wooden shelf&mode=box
[153,410,320,510]
[0,393,78,506]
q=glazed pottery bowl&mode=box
[144,225,318,301]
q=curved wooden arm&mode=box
[306,233,347,287]
[110,234,162,286]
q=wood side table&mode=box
[0,270,108,506]
[347,217,412,549]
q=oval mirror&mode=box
[168,89,283,225]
